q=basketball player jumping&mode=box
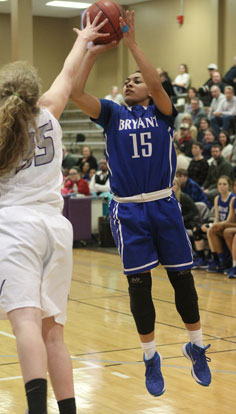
[71,10,211,397]
[0,14,109,414]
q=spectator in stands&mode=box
[184,87,204,113]
[181,113,198,139]
[77,145,98,171]
[222,191,236,278]
[189,98,206,128]
[174,142,191,170]
[210,86,236,137]
[80,161,90,181]
[188,142,209,186]
[197,118,210,141]
[192,176,233,270]
[218,130,233,160]
[208,181,236,277]
[202,128,217,161]
[211,71,228,93]
[198,63,218,106]
[172,64,190,96]
[156,67,172,83]
[159,71,175,98]
[202,144,234,205]
[175,123,194,157]
[175,113,197,140]
[62,145,75,173]
[223,56,236,94]
[89,168,96,180]
[207,85,225,121]
[207,176,234,272]
[199,69,227,107]
[172,177,199,230]
[104,85,125,105]
[176,168,210,206]
[62,166,90,196]
[89,159,110,197]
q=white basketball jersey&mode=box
[0,107,64,212]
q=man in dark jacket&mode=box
[202,144,234,205]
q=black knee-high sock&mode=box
[57,398,76,414]
[25,378,47,414]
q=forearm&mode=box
[63,36,89,83]
[95,182,110,193]
[71,50,97,100]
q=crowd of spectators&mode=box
[61,144,111,199]
[160,57,236,277]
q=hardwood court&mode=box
[0,248,236,413]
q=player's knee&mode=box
[127,272,155,335]
[223,227,232,238]
[167,269,199,324]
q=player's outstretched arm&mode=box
[120,10,173,116]
[38,12,109,120]
[71,41,117,119]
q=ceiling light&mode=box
[46,1,91,9]
[0,0,8,2]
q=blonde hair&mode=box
[181,113,193,126]
[173,177,181,201]
[0,61,41,176]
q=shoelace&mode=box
[198,344,211,364]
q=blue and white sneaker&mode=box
[144,351,165,397]
[182,342,211,386]
[228,267,236,279]
[224,267,233,275]
[207,260,226,273]
[192,257,208,269]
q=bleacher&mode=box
[60,102,106,161]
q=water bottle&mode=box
[72,183,78,195]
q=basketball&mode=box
[83,0,126,44]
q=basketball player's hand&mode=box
[73,11,109,43]
[120,10,136,47]
[88,41,117,56]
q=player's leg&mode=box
[42,317,76,413]
[167,269,211,386]
[8,307,48,414]
[207,227,230,272]
[155,198,211,386]
[223,227,236,253]
[109,201,164,396]
[127,271,165,397]
[192,225,208,269]
[40,213,75,412]
[224,230,236,278]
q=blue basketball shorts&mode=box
[109,196,193,275]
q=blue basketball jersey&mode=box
[218,193,234,221]
[232,196,236,215]
[91,100,177,197]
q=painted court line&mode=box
[0,376,22,381]
[111,372,130,379]
[0,330,15,339]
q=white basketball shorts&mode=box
[0,206,73,325]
